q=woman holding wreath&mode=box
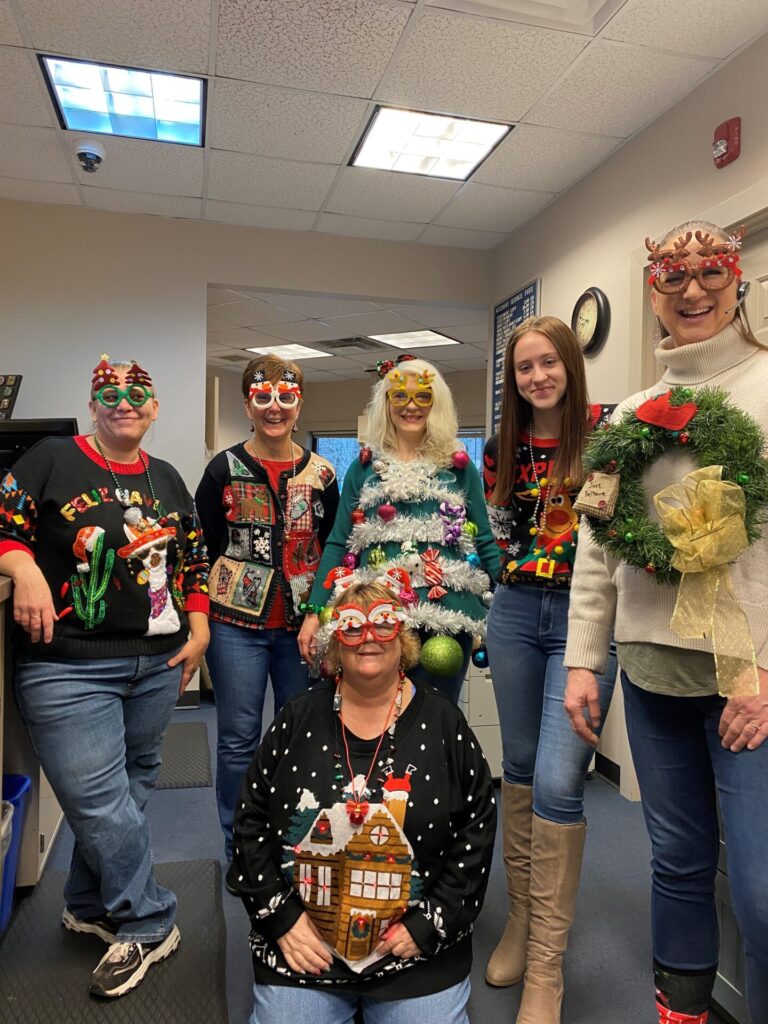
[482,315,615,1023]
[564,220,768,1024]
[298,355,499,703]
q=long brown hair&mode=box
[492,315,590,505]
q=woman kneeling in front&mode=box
[229,580,496,1024]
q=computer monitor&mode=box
[0,418,79,474]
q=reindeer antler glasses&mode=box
[645,229,744,294]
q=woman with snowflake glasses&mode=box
[565,220,768,1024]
[297,355,500,704]
[195,353,339,865]
[0,355,210,999]
[482,315,616,1023]
[230,579,495,1023]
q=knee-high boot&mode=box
[485,782,533,987]
[516,815,586,1024]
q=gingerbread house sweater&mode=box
[229,679,496,999]
[0,436,209,659]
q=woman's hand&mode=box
[719,667,768,752]
[375,922,420,959]
[297,613,320,663]
[168,612,210,694]
[7,554,57,643]
[565,667,602,747]
[276,912,333,975]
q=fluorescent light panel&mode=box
[245,344,332,360]
[352,107,510,181]
[41,56,204,145]
[367,330,460,349]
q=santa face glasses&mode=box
[333,600,404,646]
[95,384,154,407]
[248,381,302,409]
[646,229,743,294]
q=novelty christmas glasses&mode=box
[386,367,435,407]
[248,381,302,408]
[646,229,743,294]
[333,600,404,646]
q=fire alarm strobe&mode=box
[713,117,741,169]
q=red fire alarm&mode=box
[713,117,741,168]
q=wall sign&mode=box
[491,280,539,434]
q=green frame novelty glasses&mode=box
[94,384,154,408]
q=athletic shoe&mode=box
[62,907,117,945]
[89,925,180,998]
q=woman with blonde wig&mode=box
[298,355,499,702]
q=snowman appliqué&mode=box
[118,507,180,634]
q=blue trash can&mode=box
[0,774,32,934]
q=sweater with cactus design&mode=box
[0,436,209,659]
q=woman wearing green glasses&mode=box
[0,355,210,998]
[298,356,500,702]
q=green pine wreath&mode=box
[582,386,768,584]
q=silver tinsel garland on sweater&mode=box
[359,460,465,509]
[354,557,490,596]
[349,513,474,557]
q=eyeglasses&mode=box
[248,383,302,409]
[387,387,433,408]
[649,259,739,295]
[334,600,403,646]
[94,385,154,407]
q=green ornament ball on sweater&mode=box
[420,635,464,677]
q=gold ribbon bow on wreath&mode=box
[653,466,759,697]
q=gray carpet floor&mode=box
[38,702,727,1024]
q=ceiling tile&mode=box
[204,200,316,231]
[73,136,204,195]
[207,151,338,210]
[326,167,458,222]
[0,46,52,126]
[318,310,424,336]
[255,320,345,344]
[207,299,302,330]
[418,224,507,249]
[441,322,490,346]
[82,187,201,218]
[474,124,621,192]
[378,9,587,121]
[0,125,72,181]
[207,326,298,349]
[210,80,369,164]
[19,0,211,73]
[0,3,22,45]
[603,0,768,59]
[207,286,246,306]
[216,0,412,96]
[255,294,383,318]
[384,302,486,327]
[527,40,716,138]
[315,212,423,242]
[0,176,81,204]
[435,183,554,232]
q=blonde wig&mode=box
[323,580,421,676]
[364,358,460,467]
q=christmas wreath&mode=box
[581,386,768,584]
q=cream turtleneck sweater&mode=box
[565,323,768,673]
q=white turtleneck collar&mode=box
[656,323,763,386]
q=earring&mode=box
[292,423,298,433]
[249,422,254,433]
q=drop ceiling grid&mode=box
[0,0,766,250]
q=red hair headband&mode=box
[91,355,153,392]
[375,353,418,379]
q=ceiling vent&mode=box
[217,353,252,363]
[322,337,384,355]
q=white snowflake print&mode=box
[251,525,272,564]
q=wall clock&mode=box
[571,287,610,354]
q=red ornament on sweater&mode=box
[636,390,698,432]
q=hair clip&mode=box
[375,353,418,379]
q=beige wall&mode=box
[1,201,490,489]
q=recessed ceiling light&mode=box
[245,344,332,360]
[352,106,510,181]
[40,56,205,145]
[367,330,460,349]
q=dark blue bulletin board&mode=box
[491,279,539,433]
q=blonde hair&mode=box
[655,219,766,350]
[364,358,459,466]
[323,581,421,675]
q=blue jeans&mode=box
[249,976,470,1024]
[622,673,768,1021]
[14,651,181,943]
[486,585,616,823]
[408,630,474,704]
[207,619,310,858]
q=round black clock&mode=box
[571,287,610,354]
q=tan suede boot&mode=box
[485,782,533,986]
[516,815,586,1024]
